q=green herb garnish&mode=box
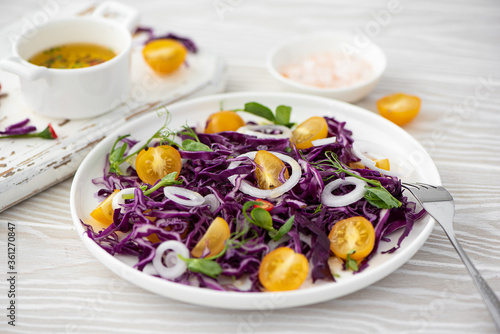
[346,250,359,272]
[242,201,294,241]
[179,255,222,278]
[234,102,294,128]
[159,124,212,152]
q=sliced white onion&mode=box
[321,177,367,207]
[268,234,291,251]
[164,187,205,206]
[153,241,190,280]
[312,136,337,147]
[203,194,220,212]
[352,140,404,177]
[237,125,292,139]
[232,275,253,292]
[227,151,302,199]
[111,188,137,212]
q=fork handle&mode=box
[446,231,500,329]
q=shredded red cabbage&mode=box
[134,26,198,53]
[83,115,423,291]
[0,118,37,135]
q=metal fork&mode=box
[402,182,500,329]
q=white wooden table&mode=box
[1,0,500,333]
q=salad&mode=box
[84,102,423,292]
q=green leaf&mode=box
[243,102,275,122]
[269,215,295,241]
[109,143,127,163]
[250,208,274,231]
[275,105,292,126]
[346,250,359,272]
[313,204,323,214]
[180,256,222,278]
[182,139,213,152]
[364,186,402,209]
[108,141,128,175]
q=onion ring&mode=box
[227,151,302,199]
[237,125,292,139]
[164,187,205,206]
[352,140,404,177]
[321,177,367,207]
[153,241,190,279]
[203,194,220,212]
[111,188,137,212]
[312,136,337,147]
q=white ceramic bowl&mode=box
[266,32,387,103]
[0,1,138,119]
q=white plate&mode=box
[70,92,440,310]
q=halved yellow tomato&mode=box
[142,39,187,74]
[135,145,182,186]
[191,217,230,258]
[374,158,390,171]
[90,189,120,229]
[204,111,245,134]
[258,247,309,291]
[377,93,421,126]
[349,159,390,171]
[291,116,328,149]
[328,216,375,261]
[254,150,289,189]
[349,161,366,169]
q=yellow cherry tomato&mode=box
[377,93,421,126]
[349,159,390,171]
[258,247,309,292]
[142,39,187,75]
[254,150,289,190]
[291,116,328,149]
[204,110,245,134]
[135,145,182,186]
[90,189,120,229]
[328,216,375,261]
[374,158,390,171]
[191,217,230,258]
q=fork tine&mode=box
[401,182,418,190]
[401,182,454,202]
[415,182,438,189]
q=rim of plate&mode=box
[70,91,439,310]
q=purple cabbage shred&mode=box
[0,118,37,135]
[134,26,198,53]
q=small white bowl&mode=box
[266,32,387,103]
[0,1,139,119]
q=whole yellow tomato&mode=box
[142,39,187,74]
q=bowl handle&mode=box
[0,57,48,80]
[92,1,139,33]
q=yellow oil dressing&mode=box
[28,43,116,69]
